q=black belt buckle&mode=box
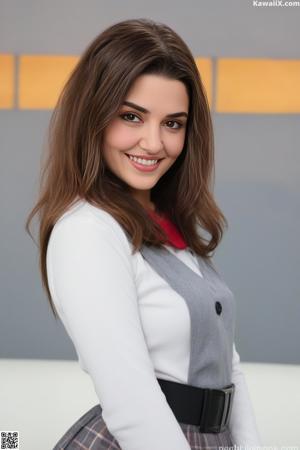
[199,383,235,433]
[219,384,235,432]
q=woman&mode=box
[26,18,262,450]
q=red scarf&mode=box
[147,209,188,249]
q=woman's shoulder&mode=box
[55,198,117,227]
[51,198,131,252]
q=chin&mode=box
[125,178,159,189]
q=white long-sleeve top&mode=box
[46,199,262,450]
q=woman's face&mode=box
[102,74,189,207]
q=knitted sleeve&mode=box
[46,210,191,450]
[229,342,263,448]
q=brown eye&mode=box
[165,120,183,130]
[120,112,140,122]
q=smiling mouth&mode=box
[124,153,165,172]
[124,153,165,162]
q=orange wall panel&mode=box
[0,54,14,109]
[216,58,300,113]
[195,57,212,108]
[19,55,79,109]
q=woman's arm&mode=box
[46,210,191,450]
[229,342,263,448]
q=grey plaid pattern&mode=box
[52,404,235,450]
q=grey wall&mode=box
[1,0,299,364]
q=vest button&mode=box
[215,301,222,315]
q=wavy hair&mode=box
[25,18,228,319]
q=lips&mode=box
[125,153,164,161]
[124,152,163,172]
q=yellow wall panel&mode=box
[0,54,14,109]
[19,55,79,109]
[195,58,212,108]
[216,58,300,113]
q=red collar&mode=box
[147,209,188,249]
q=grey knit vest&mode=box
[138,243,236,389]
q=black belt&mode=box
[157,378,235,433]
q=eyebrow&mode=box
[122,101,188,118]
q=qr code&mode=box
[1,431,19,449]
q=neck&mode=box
[130,189,155,212]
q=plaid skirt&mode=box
[53,404,235,450]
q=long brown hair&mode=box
[25,18,228,319]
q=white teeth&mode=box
[128,155,158,165]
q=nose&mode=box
[139,122,164,155]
